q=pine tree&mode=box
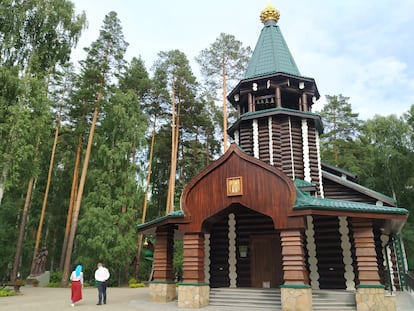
[196,33,251,151]
[61,11,129,286]
[319,94,362,166]
[0,0,86,284]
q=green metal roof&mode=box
[136,210,184,231]
[294,188,408,216]
[244,20,300,79]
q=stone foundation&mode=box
[27,271,50,287]
[281,285,312,311]
[355,286,396,311]
[149,282,176,302]
[177,284,209,308]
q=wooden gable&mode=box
[179,144,303,232]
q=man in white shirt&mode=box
[94,262,110,305]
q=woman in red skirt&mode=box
[69,264,83,307]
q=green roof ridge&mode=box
[294,178,316,188]
[245,22,300,79]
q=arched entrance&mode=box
[204,204,283,288]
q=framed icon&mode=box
[227,177,243,196]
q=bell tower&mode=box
[228,3,324,195]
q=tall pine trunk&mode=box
[166,79,176,214]
[134,117,156,280]
[61,104,100,286]
[59,135,82,271]
[222,63,228,151]
[11,177,35,282]
[62,63,107,285]
[30,109,61,274]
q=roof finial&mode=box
[260,1,280,24]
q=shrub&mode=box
[128,278,145,288]
[49,271,62,283]
[0,288,17,297]
[129,282,145,288]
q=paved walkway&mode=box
[0,286,413,311]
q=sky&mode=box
[70,0,414,120]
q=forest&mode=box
[0,0,413,286]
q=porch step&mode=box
[208,288,357,311]
[312,290,356,311]
[209,288,281,309]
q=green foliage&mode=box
[149,50,221,214]
[128,278,145,288]
[318,94,362,166]
[196,33,252,98]
[196,33,252,140]
[137,257,153,283]
[173,240,183,281]
[129,282,145,288]
[0,288,17,297]
[49,271,62,284]
[0,0,86,74]
[402,222,414,268]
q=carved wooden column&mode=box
[248,93,253,112]
[280,230,312,311]
[178,232,209,308]
[352,219,380,285]
[153,226,174,281]
[182,232,205,282]
[149,225,175,302]
[276,87,281,107]
[352,218,396,311]
[302,93,308,112]
[281,230,309,284]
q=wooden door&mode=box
[250,234,282,288]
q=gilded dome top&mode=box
[260,3,280,24]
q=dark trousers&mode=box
[97,281,107,304]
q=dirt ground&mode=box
[0,286,243,311]
[0,286,413,311]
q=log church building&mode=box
[137,3,409,311]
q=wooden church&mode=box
[137,3,409,311]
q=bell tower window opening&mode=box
[281,92,300,110]
[254,94,276,111]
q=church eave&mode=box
[228,107,323,137]
[292,189,408,219]
[136,210,188,234]
[228,72,320,106]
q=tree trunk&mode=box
[31,110,61,274]
[59,135,82,271]
[166,78,176,215]
[11,177,35,282]
[222,62,228,151]
[61,105,100,286]
[168,97,180,214]
[0,166,7,206]
[134,118,156,280]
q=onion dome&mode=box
[260,3,280,24]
